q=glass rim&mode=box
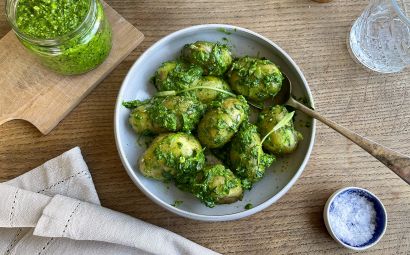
[392,0,410,26]
[5,0,96,45]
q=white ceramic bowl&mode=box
[114,24,316,221]
[323,187,387,251]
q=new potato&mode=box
[197,96,249,148]
[153,60,203,91]
[182,41,232,76]
[257,105,303,155]
[192,164,243,207]
[129,95,205,135]
[139,133,205,181]
[188,76,232,104]
[228,56,283,102]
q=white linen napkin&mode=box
[0,147,219,255]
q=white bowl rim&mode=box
[114,24,317,221]
[323,186,388,251]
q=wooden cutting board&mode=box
[0,2,144,134]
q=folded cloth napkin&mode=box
[0,147,219,255]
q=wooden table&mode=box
[1,0,409,254]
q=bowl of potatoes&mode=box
[114,24,316,221]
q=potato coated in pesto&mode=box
[229,122,275,189]
[192,164,243,207]
[228,57,284,102]
[188,76,232,104]
[128,95,206,135]
[153,61,203,91]
[129,103,166,135]
[257,105,303,155]
[182,41,232,76]
[197,96,249,148]
[139,133,205,182]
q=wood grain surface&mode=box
[0,2,143,134]
[1,0,409,254]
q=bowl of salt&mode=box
[323,187,387,251]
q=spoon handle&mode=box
[288,97,410,185]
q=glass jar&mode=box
[5,0,112,75]
[348,0,410,73]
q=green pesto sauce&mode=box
[122,99,150,109]
[16,0,89,39]
[229,121,275,189]
[198,96,249,148]
[192,164,242,208]
[257,106,303,155]
[152,134,205,178]
[149,96,205,133]
[127,96,205,134]
[182,41,232,76]
[228,56,284,102]
[15,0,112,75]
[244,203,253,210]
[217,28,232,35]
[171,200,183,207]
[154,61,203,91]
[186,76,232,104]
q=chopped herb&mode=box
[217,28,232,35]
[172,200,183,207]
[245,203,253,210]
[122,99,149,109]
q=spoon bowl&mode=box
[272,74,291,106]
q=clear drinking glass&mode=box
[348,0,410,73]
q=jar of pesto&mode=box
[5,0,112,75]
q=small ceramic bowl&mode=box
[323,187,387,251]
[115,24,316,221]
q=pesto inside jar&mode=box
[13,0,112,75]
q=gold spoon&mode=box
[274,75,410,185]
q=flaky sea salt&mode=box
[328,191,376,247]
